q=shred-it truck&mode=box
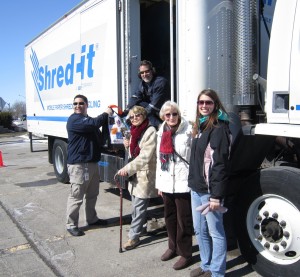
[25,0,300,276]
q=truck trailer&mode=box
[25,0,300,276]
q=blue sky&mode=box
[0,0,82,108]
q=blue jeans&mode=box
[191,190,226,277]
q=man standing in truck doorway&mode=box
[124,60,170,128]
[66,94,113,236]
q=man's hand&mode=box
[106,107,114,116]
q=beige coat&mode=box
[124,126,158,199]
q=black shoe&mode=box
[67,227,85,237]
[89,219,108,226]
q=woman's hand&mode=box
[158,190,163,197]
[123,138,130,148]
[117,168,128,176]
[209,198,221,211]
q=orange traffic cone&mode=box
[0,151,4,167]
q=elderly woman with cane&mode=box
[117,105,158,250]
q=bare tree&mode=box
[11,100,26,119]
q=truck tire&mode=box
[52,139,69,183]
[236,167,300,277]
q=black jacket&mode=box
[128,75,170,114]
[188,121,231,199]
[66,112,108,164]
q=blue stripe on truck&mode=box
[27,116,68,122]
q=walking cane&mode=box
[114,173,123,253]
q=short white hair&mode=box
[159,101,181,120]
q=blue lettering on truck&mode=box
[31,44,96,92]
[30,44,96,110]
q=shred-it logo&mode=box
[30,44,96,110]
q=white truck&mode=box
[25,0,300,276]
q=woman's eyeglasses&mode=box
[73,102,85,106]
[165,112,178,118]
[129,113,142,120]
[197,100,214,106]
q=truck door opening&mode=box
[126,0,176,103]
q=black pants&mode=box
[163,192,193,258]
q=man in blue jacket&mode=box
[66,94,113,236]
[124,60,170,128]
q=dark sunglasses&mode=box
[73,102,85,106]
[165,112,178,118]
[197,100,214,106]
[129,113,142,120]
[139,69,151,75]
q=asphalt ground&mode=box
[0,133,261,277]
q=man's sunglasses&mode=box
[73,102,85,106]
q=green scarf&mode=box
[199,109,229,125]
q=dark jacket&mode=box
[66,112,108,164]
[128,75,170,119]
[188,121,231,200]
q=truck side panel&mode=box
[25,0,121,138]
[289,2,300,124]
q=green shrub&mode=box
[0,112,13,128]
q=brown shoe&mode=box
[190,267,205,277]
[161,249,176,261]
[173,256,192,270]
[123,238,141,250]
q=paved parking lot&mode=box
[0,133,260,276]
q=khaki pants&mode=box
[66,163,100,229]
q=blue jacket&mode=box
[66,112,108,164]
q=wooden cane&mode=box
[114,174,123,253]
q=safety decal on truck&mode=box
[46,100,101,111]
[30,44,96,110]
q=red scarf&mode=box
[130,118,149,158]
[159,124,175,171]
